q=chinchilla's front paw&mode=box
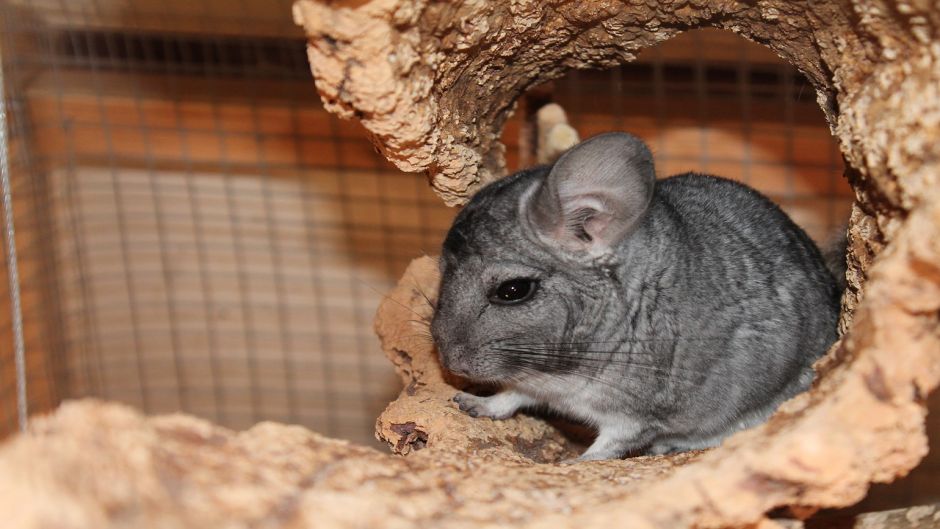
[451,392,513,420]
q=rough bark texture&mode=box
[0,1,938,528]
[290,0,940,322]
[290,0,933,207]
[301,0,940,524]
[806,503,940,528]
[2,243,937,528]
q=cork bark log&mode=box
[290,0,940,328]
[0,1,938,528]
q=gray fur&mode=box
[431,132,842,461]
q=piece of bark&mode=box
[792,503,940,528]
[4,238,937,528]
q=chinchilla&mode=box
[430,132,842,461]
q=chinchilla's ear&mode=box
[524,132,655,254]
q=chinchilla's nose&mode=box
[434,335,471,377]
[436,340,467,375]
[431,312,472,375]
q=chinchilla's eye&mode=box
[489,278,539,305]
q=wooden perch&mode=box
[535,103,580,164]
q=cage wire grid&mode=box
[0,36,28,433]
[0,2,852,447]
[0,1,458,440]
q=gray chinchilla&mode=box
[430,132,842,461]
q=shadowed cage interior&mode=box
[0,0,933,510]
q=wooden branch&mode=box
[535,103,579,165]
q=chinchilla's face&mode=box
[431,170,581,382]
[431,133,656,384]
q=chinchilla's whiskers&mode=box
[480,333,551,350]
[504,345,658,356]
[489,336,720,382]
[515,351,716,377]
[512,362,647,402]
[401,333,434,346]
[388,294,431,321]
[412,285,437,311]
[405,327,431,337]
[500,346,705,371]
[504,336,726,347]
[403,319,433,345]
[406,318,432,329]
[494,346,716,382]
[500,339,732,362]
[361,281,432,322]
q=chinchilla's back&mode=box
[622,173,840,449]
[656,173,836,286]
[655,173,838,306]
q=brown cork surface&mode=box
[290,1,937,208]
[0,1,939,528]
[1,236,937,528]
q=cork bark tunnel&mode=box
[0,2,938,529]
[291,0,940,525]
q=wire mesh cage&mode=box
[0,0,463,442]
[0,1,854,450]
